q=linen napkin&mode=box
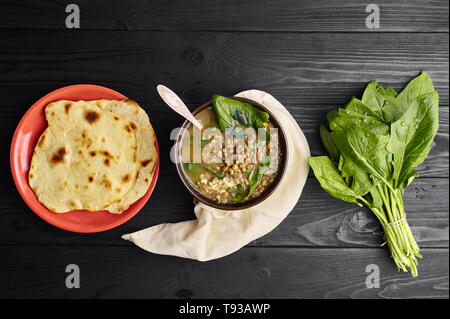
[122,90,310,261]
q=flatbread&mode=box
[29,100,139,212]
[94,99,158,213]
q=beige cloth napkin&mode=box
[122,90,310,261]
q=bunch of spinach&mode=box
[309,72,439,277]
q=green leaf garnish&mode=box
[211,95,269,131]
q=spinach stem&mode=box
[366,185,420,277]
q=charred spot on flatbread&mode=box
[141,159,152,167]
[122,174,130,183]
[129,122,137,130]
[38,133,46,147]
[85,110,100,124]
[82,137,93,148]
[50,147,66,164]
[65,103,72,114]
[101,151,112,158]
[101,176,112,189]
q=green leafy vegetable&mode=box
[231,184,245,199]
[309,156,362,204]
[244,165,263,200]
[183,163,200,188]
[319,124,340,162]
[264,128,272,141]
[183,162,197,179]
[212,95,269,131]
[184,162,224,179]
[309,72,439,277]
[199,164,224,179]
[233,154,274,202]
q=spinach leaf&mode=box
[183,163,200,188]
[232,163,265,202]
[244,165,263,200]
[231,184,245,199]
[320,124,340,162]
[384,73,438,188]
[395,71,435,115]
[183,162,197,179]
[331,124,391,185]
[199,164,224,179]
[212,95,269,131]
[326,109,340,123]
[184,162,224,179]
[397,91,439,188]
[329,109,389,136]
[386,99,420,186]
[264,128,272,141]
[361,82,401,122]
[368,187,383,208]
[309,156,362,205]
[347,96,386,122]
[351,170,376,197]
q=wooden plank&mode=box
[0,0,448,32]
[0,245,447,298]
[0,31,448,176]
[1,173,447,248]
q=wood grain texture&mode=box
[0,0,448,32]
[0,245,447,298]
[1,173,447,248]
[0,31,448,177]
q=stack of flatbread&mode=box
[28,99,158,214]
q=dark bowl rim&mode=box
[174,96,289,210]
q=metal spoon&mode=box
[156,84,203,130]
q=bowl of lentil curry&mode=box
[175,95,288,210]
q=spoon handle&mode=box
[157,85,203,130]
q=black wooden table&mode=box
[0,1,448,299]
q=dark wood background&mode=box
[0,0,448,299]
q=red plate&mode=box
[10,84,160,233]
